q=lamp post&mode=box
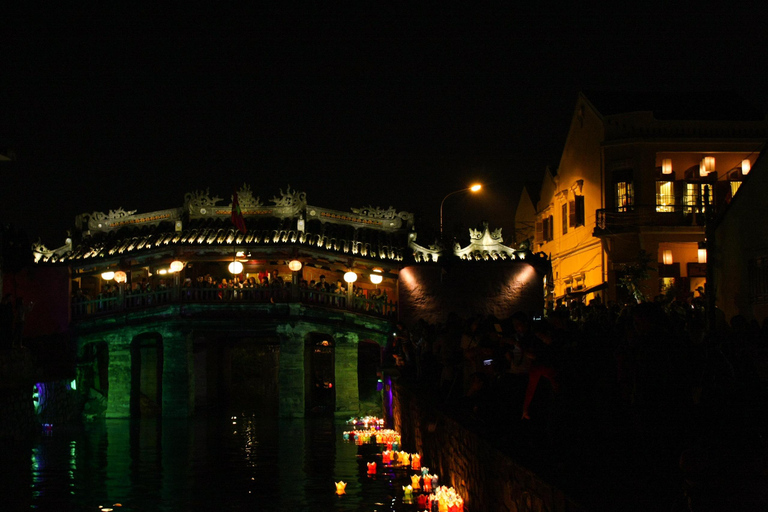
[440,183,482,239]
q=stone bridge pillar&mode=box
[101,332,132,419]
[333,330,360,415]
[276,324,307,418]
[161,329,194,418]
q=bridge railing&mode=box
[71,286,397,320]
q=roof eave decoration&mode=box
[409,232,442,263]
[78,207,183,235]
[31,239,72,264]
[455,223,518,261]
[409,223,540,263]
[308,204,413,232]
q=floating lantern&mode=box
[400,452,410,466]
[423,474,432,493]
[411,453,421,471]
[411,474,421,490]
[335,481,347,495]
[421,467,430,477]
[403,485,413,498]
[367,461,376,475]
[382,450,391,464]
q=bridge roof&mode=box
[33,214,412,265]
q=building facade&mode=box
[521,91,767,305]
[714,148,768,325]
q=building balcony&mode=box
[71,285,397,321]
[594,205,713,236]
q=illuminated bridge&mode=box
[31,185,548,419]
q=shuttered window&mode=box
[569,196,585,227]
[562,203,568,235]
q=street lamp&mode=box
[440,183,482,238]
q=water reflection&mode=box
[2,414,400,511]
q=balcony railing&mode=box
[71,285,397,320]
[595,204,714,233]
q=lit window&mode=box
[684,183,713,214]
[656,181,675,212]
[615,181,634,212]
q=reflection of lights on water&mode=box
[69,440,77,491]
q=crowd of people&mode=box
[387,299,768,509]
[71,270,393,315]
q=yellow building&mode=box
[519,91,767,305]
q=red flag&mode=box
[231,190,247,234]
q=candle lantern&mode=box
[411,453,421,470]
[401,452,410,466]
[421,467,430,477]
[367,461,376,475]
[410,474,421,490]
[335,481,347,495]
[382,450,391,464]
[423,475,432,493]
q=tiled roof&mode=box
[35,216,411,264]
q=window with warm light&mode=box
[684,182,713,214]
[613,169,634,213]
[615,181,634,212]
[656,181,675,212]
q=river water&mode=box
[1,414,405,512]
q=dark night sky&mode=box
[2,5,768,246]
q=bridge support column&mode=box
[276,325,306,418]
[333,331,359,415]
[105,347,131,418]
[161,330,194,418]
